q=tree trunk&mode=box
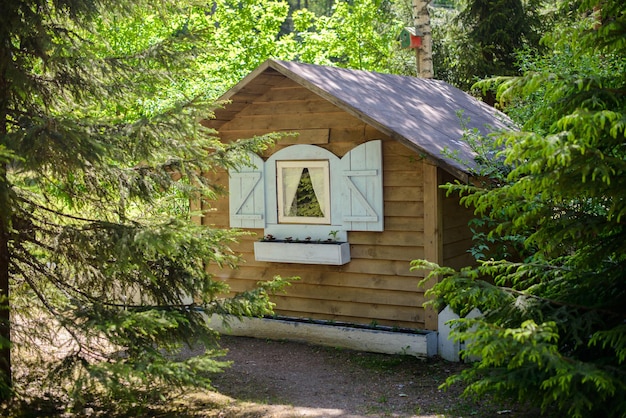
[412,0,433,79]
[0,182,10,400]
[0,36,12,399]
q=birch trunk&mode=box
[413,0,433,78]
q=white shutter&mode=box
[229,152,265,228]
[339,140,384,231]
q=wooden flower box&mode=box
[254,241,351,265]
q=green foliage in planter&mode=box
[412,1,626,417]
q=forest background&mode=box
[1,1,624,417]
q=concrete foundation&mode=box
[210,315,438,358]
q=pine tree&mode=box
[413,0,626,416]
[459,0,542,73]
[0,0,286,408]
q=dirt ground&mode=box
[3,334,543,417]
[193,335,539,418]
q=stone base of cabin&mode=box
[209,315,438,358]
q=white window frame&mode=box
[276,160,331,225]
[229,140,383,245]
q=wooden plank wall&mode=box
[442,171,475,270]
[202,77,430,329]
[422,163,443,330]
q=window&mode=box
[228,140,384,242]
[276,160,330,224]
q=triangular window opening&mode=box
[287,168,324,218]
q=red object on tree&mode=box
[399,27,422,49]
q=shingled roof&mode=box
[208,59,513,181]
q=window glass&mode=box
[277,160,330,224]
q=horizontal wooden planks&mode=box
[216,265,421,288]
[257,84,322,102]
[348,230,423,246]
[383,171,423,187]
[238,99,341,116]
[225,279,425,306]
[222,255,422,277]
[385,186,423,201]
[201,80,430,329]
[443,224,473,246]
[441,175,475,271]
[219,82,365,132]
[384,216,424,232]
[271,296,424,325]
[443,239,473,262]
[385,201,424,217]
[350,244,424,261]
[220,111,362,132]
[443,252,475,271]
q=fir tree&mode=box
[413,0,626,416]
[433,0,544,100]
[0,0,285,408]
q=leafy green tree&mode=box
[431,4,471,85]
[413,1,626,416]
[285,0,335,18]
[0,0,288,409]
[155,0,406,97]
[199,0,296,90]
[280,0,405,72]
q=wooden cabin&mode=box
[198,60,510,356]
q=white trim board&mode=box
[209,315,437,358]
